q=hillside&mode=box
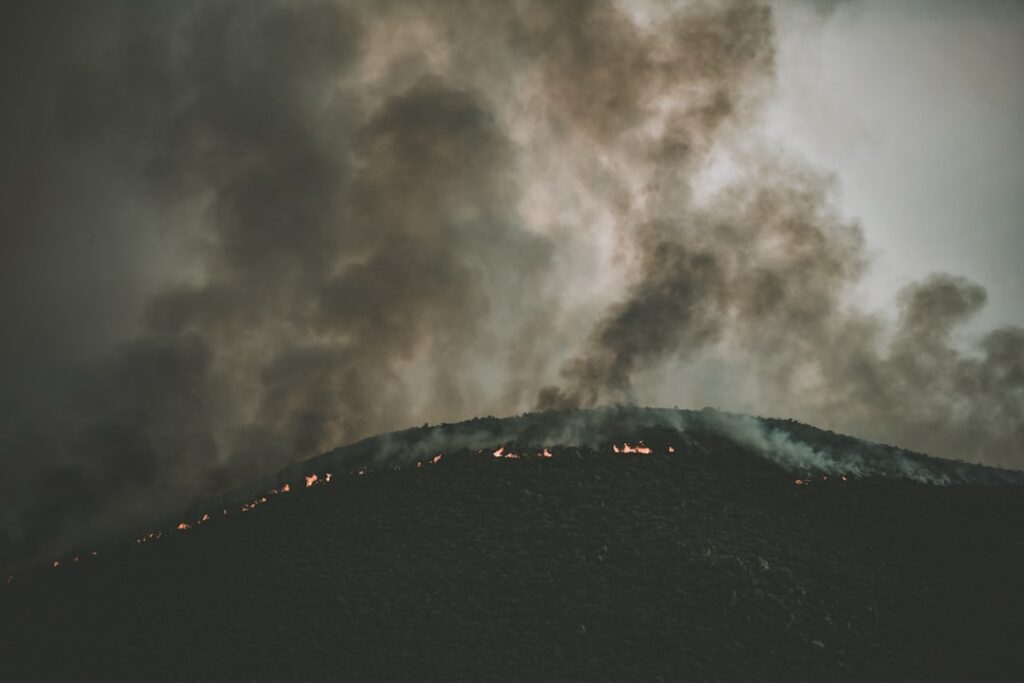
[2,408,1023,681]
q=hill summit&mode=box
[2,407,1023,681]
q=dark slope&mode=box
[2,409,1024,681]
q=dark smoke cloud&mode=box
[1,0,1021,567]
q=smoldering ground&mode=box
[1,0,1021,566]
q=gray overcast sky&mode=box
[768,0,1024,330]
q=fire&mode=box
[200,513,210,523]
[491,446,520,459]
[52,560,59,568]
[281,483,291,493]
[614,442,652,455]
[136,530,161,544]
[541,448,553,458]
[324,473,333,483]
[841,475,848,482]
[794,479,807,486]
[668,446,675,453]
[177,522,190,531]
[305,474,318,488]
[431,453,443,464]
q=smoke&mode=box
[268,407,1024,496]
[1,0,1021,565]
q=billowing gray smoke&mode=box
[0,0,1021,564]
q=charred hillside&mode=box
[2,408,1023,681]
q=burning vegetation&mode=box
[9,439,864,584]
[5,419,1022,683]
[613,442,654,455]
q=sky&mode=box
[1,0,1021,566]
[768,0,1024,331]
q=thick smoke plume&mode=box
[1,0,1021,565]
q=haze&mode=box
[1,0,1021,563]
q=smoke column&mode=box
[1,0,1021,564]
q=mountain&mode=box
[2,407,1023,681]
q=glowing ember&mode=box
[615,442,652,454]
[28,436,844,578]
[491,446,521,459]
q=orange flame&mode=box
[305,474,318,488]
[431,454,443,464]
[541,448,553,458]
[324,473,333,483]
[52,560,59,568]
[177,522,190,531]
[615,442,652,454]
[281,483,291,493]
[492,447,505,458]
[668,446,675,453]
[794,479,806,486]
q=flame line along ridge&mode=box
[15,441,692,582]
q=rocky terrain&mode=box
[2,408,1023,681]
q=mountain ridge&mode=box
[2,407,1022,681]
